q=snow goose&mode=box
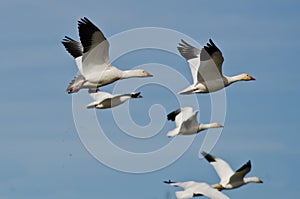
[62,17,152,94]
[86,90,142,109]
[201,151,263,190]
[177,39,255,94]
[164,180,230,199]
[166,107,223,137]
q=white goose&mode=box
[201,151,263,190]
[164,180,230,199]
[166,107,223,137]
[177,39,255,94]
[86,90,142,109]
[62,17,152,94]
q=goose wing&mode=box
[87,91,114,108]
[167,107,194,127]
[229,160,251,184]
[164,180,195,189]
[178,39,224,84]
[201,151,234,186]
[180,111,199,133]
[191,182,230,199]
[202,39,224,74]
[78,17,111,81]
[164,180,229,199]
[61,36,84,74]
[89,91,114,101]
[177,40,201,85]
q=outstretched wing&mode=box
[164,180,195,190]
[178,39,224,85]
[78,17,111,81]
[61,36,84,74]
[165,181,229,199]
[89,91,114,101]
[201,151,234,186]
[192,182,230,199]
[86,91,114,108]
[167,107,194,127]
[203,39,224,74]
[177,40,201,85]
[229,160,251,184]
[180,110,199,134]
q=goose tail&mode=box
[167,128,180,137]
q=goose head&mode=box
[253,177,263,183]
[241,73,256,81]
[211,123,224,128]
[131,92,143,98]
[198,123,223,131]
[122,69,153,78]
[136,69,153,77]
[245,177,263,184]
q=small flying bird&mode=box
[164,180,230,199]
[177,39,255,94]
[166,107,223,137]
[201,151,263,190]
[62,17,152,94]
[86,90,142,109]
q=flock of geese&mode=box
[62,17,262,199]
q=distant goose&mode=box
[164,180,230,199]
[62,17,152,94]
[177,39,255,94]
[87,90,142,109]
[201,151,263,190]
[166,107,223,137]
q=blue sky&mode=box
[0,0,299,198]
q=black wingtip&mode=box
[61,36,83,58]
[201,151,216,163]
[62,36,74,42]
[193,193,204,197]
[208,38,217,48]
[164,180,175,184]
[131,92,142,98]
[79,16,89,23]
[201,38,221,59]
[167,108,181,121]
[180,39,189,46]
[236,160,252,173]
[244,160,251,168]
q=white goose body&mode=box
[87,91,142,109]
[164,180,230,199]
[166,107,223,137]
[62,17,152,94]
[177,39,255,94]
[201,151,263,190]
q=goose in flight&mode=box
[62,17,152,94]
[201,151,263,190]
[86,90,142,109]
[164,180,230,199]
[177,39,255,94]
[166,107,223,137]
